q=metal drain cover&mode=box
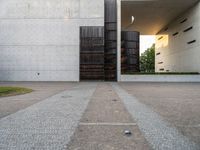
[112,99,118,102]
[124,130,132,136]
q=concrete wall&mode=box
[155,2,200,73]
[121,75,200,82]
[0,0,104,81]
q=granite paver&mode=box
[0,82,97,150]
[112,83,199,150]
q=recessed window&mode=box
[158,62,163,64]
[180,18,187,24]
[159,68,164,71]
[156,52,161,55]
[187,40,196,44]
[172,32,179,36]
[158,36,163,40]
[183,26,193,32]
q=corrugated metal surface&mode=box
[105,0,117,81]
[80,26,105,80]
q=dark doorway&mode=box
[80,26,105,80]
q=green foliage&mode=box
[0,87,33,97]
[140,44,155,73]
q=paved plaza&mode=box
[0,82,200,150]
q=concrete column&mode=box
[117,0,121,81]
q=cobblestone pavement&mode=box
[0,82,200,150]
[0,82,97,150]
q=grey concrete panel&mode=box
[80,0,104,18]
[0,46,79,70]
[78,18,104,26]
[0,71,80,81]
[0,0,80,19]
[120,75,200,82]
[0,19,80,45]
[0,45,80,81]
[0,0,104,81]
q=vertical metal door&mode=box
[80,26,105,80]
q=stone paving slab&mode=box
[112,83,199,150]
[0,83,97,150]
[67,83,150,150]
[0,82,77,118]
[81,83,136,123]
[1,82,199,150]
[119,82,200,145]
[67,125,149,150]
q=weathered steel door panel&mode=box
[80,26,105,80]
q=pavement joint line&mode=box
[112,83,199,150]
[0,82,97,150]
[175,124,200,128]
[79,122,137,126]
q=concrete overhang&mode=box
[121,0,200,35]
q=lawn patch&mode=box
[0,87,33,97]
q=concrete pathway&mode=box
[112,83,199,150]
[67,83,149,150]
[0,82,199,150]
[0,83,96,150]
[0,82,77,118]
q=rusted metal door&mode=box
[80,26,105,80]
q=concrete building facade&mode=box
[155,2,200,73]
[0,0,104,81]
[0,0,200,81]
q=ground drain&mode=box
[62,95,72,98]
[124,130,132,136]
[112,99,118,102]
